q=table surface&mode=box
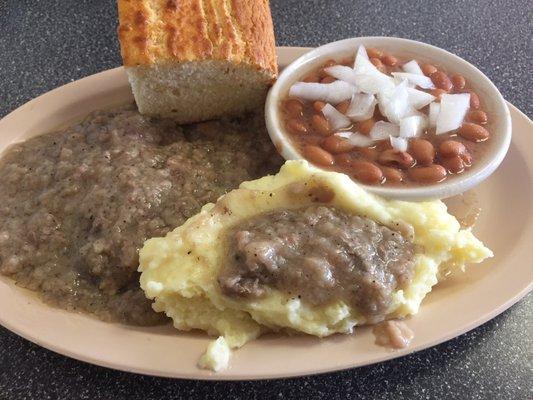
[0,0,532,399]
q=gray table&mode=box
[0,1,531,399]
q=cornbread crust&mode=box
[117,0,277,78]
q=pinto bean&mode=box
[430,71,453,91]
[323,59,337,68]
[468,91,481,109]
[321,135,355,154]
[408,164,447,183]
[321,76,336,84]
[286,118,307,135]
[356,147,379,161]
[382,54,398,67]
[370,57,385,71]
[438,140,467,158]
[335,153,353,167]
[340,58,353,67]
[336,100,351,114]
[357,118,375,135]
[421,64,437,76]
[378,150,415,169]
[381,166,404,183]
[304,136,323,146]
[284,99,304,117]
[313,101,326,112]
[303,73,320,83]
[375,140,393,152]
[310,114,331,136]
[429,88,447,101]
[367,48,383,59]
[467,110,488,124]
[409,138,435,166]
[304,145,334,166]
[460,151,473,166]
[458,123,490,142]
[441,156,465,173]
[451,74,466,90]
[351,160,384,184]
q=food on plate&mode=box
[281,46,491,186]
[0,22,499,372]
[372,320,414,349]
[117,0,277,123]
[0,105,282,325]
[139,160,492,370]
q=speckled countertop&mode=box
[0,1,532,399]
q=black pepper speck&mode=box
[0,0,532,399]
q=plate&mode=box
[0,47,531,380]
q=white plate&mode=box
[0,47,531,380]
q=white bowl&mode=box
[265,37,512,200]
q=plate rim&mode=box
[0,46,532,381]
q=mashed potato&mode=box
[139,160,492,371]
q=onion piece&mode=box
[322,103,352,130]
[380,80,410,124]
[370,121,400,141]
[436,93,470,134]
[392,72,435,89]
[400,115,428,138]
[429,102,440,128]
[335,131,374,147]
[289,81,356,104]
[346,93,377,121]
[353,73,396,95]
[406,87,436,109]
[353,45,370,69]
[324,65,359,86]
[402,60,424,75]
[390,136,408,152]
[352,45,395,95]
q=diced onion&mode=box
[392,72,435,89]
[346,93,377,121]
[400,115,428,138]
[390,136,408,152]
[406,87,436,109]
[402,60,424,75]
[353,73,396,96]
[436,93,470,134]
[352,45,396,96]
[353,45,369,69]
[429,102,440,128]
[292,50,468,147]
[322,103,352,130]
[289,81,356,104]
[334,131,374,147]
[370,121,400,141]
[380,80,410,124]
[324,65,359,86]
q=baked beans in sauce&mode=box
[280,49,491,186]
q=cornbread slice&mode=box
[117,0,278,123]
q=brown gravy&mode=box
[0,105,282,325]
[372,320,414,349]
[218,205,415,321]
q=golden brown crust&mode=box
[117,0,277,78]
[117,0,154,65]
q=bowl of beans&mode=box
[265,37,512,200]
